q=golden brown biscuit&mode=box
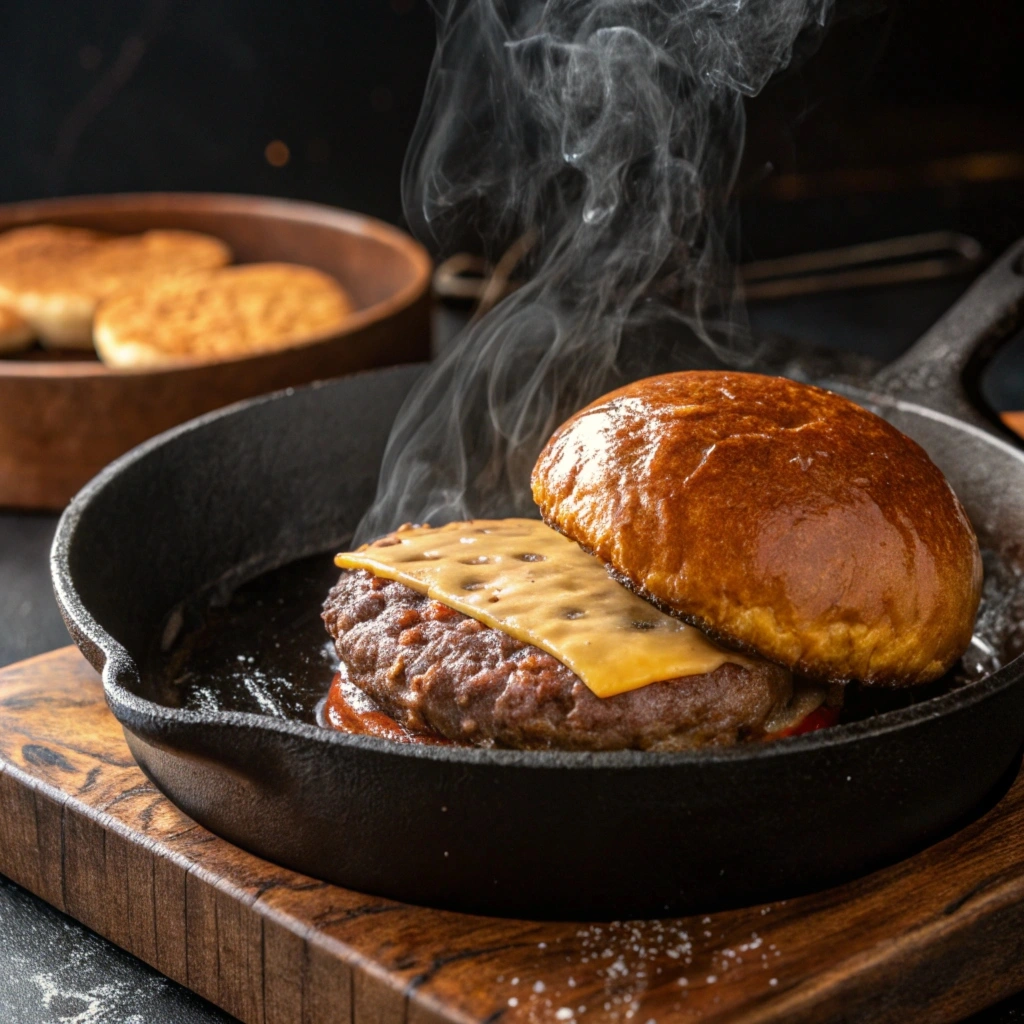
[532,371,983,686]
[0,226,231,348]
[0,301,33,354]
[93,262,355,368]
[0,304,33,353]
[0,227,103,347]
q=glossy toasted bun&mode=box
[94,262,354,368]
[532,371,983,686]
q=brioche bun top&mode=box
[531,371,982,686]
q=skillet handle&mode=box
[870,237,1024,428]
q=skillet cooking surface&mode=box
[52,241,1024,918]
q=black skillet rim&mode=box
[50,363,1024,771]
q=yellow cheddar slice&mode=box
[335,518,751,698]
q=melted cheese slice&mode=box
[335,518,750,698]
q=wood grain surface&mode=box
[0,193,432,510]
[1,647,1023,1024]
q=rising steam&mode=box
[357,0,834,541]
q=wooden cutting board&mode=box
[2,647,1024,1024]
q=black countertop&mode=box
[2,292,1024,1022]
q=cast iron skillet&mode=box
[52,240,1024,919]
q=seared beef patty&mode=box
[322,569,796,751]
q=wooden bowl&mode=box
[0,193,432,509]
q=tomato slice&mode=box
[770,703,841,739]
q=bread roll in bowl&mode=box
[532,371,983,686]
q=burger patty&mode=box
[322,569,796,751]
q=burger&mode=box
[320,371,983,751]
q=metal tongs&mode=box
[434,230,987,317]
[739,231,985,301]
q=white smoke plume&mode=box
[358,0,835,541]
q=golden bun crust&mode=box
[0,304,33,352]
[93,262,354,368]
[532,371,982,686]
[0,226,231,348]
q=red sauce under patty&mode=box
[323,672,452,745]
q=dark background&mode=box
[0,1,434,226]
[1,0,1022,254]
